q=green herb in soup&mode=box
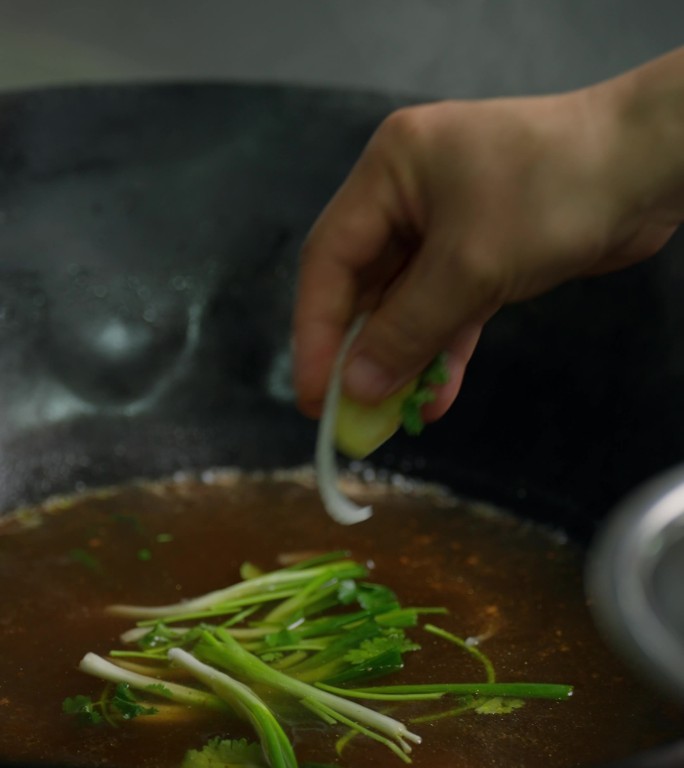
[0,472,681,768]
[66,552,571,767]
[63,682,159,725]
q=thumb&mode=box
[342,237,498,404]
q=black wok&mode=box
[0,82,683,767]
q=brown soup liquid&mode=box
[0,470,681,768]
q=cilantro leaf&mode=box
[264,629,297,648]
[355,583,400,613]
[111,683,158,719]
[62,694,103,725]
[421,352,450,385]
[181,737,266,767]
[322,629,421,684]
[401,352,450,435]
[137,621,202,650]
[337,578,359,605]
[344,632,420,665]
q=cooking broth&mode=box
[0,469,681,768]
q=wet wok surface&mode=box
[0,83,683,531]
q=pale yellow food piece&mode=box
[334,380,418,459]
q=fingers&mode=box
[341,232,499,405]
[293,145,399,418]
[294,103,501,421]
[421,323,484,423]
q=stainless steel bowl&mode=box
[587,465,684,706]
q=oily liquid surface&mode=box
[0,471,681,768]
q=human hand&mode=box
[294,51,684,422]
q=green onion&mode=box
[67,553,574,766]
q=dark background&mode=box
[0,1,682,535]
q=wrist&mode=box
[599,49,684,227]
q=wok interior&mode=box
[0,83,683,766]
[1,83,684,529]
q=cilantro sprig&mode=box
[401,353,450,435]
[62,682,157,726]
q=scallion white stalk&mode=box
[169,648,298,768]
[78,652,224,711]
[315,316,372,525]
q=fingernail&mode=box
[344,354,396,400]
